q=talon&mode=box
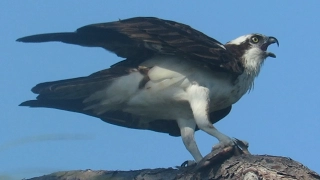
[233,138,250,154]
[181,160,197,167]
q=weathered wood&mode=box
[27,154,319,180]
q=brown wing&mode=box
[20,67,232,137]
[17,17,243,74]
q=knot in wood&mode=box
[242,167,260,180]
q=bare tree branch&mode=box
[27,145,320,180]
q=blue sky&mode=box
[1,1,320,179]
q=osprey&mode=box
[18,17,279,163]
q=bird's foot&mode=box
[212,137,235,151]
[194,138,250,171]
[212,138,249,154]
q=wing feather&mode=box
[17,17,243,74]
[31,67,131,100]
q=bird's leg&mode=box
[187,84,234,150]
[177,118,202,163]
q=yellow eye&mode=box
[251,36,259,43]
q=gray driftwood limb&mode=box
[28,153,320,180]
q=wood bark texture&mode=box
[28,154,319,180]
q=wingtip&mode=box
[19,100,37,107]
[19,101,30,107]
[16,37,25,42]
[16,35,42,43]
[16,36,36,43]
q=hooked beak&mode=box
[262,36,279,58]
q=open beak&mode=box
[262,36,279,58]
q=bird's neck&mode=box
[241,48,265,78]
[234,48,266,92]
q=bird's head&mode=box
[225,33,279,75]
